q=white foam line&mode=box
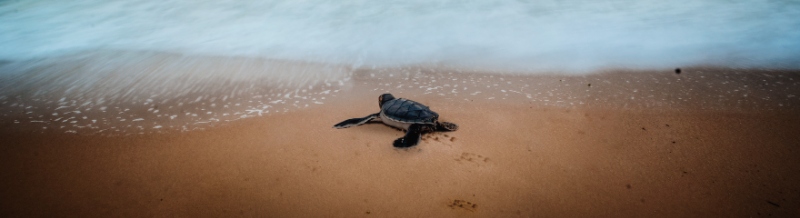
[132,118,144,121]
[245,109,263,116]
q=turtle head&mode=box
[379,93,395,107]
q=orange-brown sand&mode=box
[2,70,800,217]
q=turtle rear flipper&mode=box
[393,124,423,148]
[436,121,458,131]
[333,113,380,129]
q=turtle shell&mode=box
[380,98,439,124]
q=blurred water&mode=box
[2,0,799,72]
[2,0,800,134]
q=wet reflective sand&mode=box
[1,56,799,217]
[2,53,798,135]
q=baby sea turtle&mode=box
[333,93,458,148]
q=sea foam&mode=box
[2,0,800,134]
[1,0,799,72]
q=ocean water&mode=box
[1,0,799,134]
[2,0,799,71]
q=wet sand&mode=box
[2,68,800,217]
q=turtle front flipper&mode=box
[393,124,423,148]
[333,113,380,129]
[436,121,458,131]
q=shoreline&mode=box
[2,63,799,135]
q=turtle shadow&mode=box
[353,121,457,150]
[364,120,405,132]
[364,121,458,134]
[364,121,458,142]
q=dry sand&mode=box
[2,68,800,217]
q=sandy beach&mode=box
[3,0,800,216]
[1,67,800,217]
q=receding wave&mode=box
[1,0,799,71]
[1,1,799,134]
[0,51,352,134]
